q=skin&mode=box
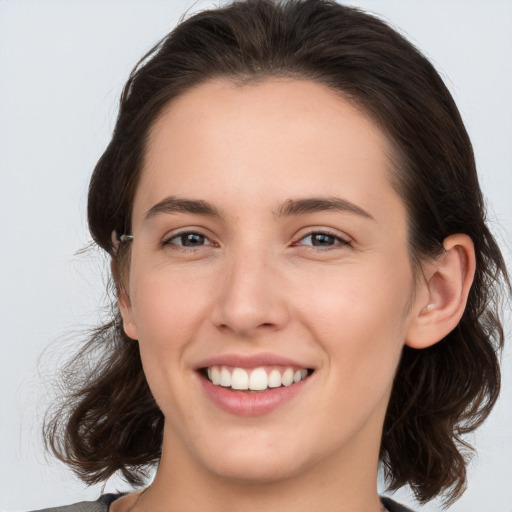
[113,79,475,512]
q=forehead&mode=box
[134,78,403,226]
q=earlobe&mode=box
[405,234,476,349]
[110,257,138,340]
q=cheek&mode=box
[130,263,211,338]
[298,257,413,386]
[126,273,211,420]
[127,267,212,385]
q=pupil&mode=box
[313,233,334,246]
[182,233,204,246]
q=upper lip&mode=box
[195,352,313,370]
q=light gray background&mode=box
[0,1,511,510]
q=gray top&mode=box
[31,494,414,512]
[30,494,121,512]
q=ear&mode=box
[405,234,476,349]
[110,257,138,341]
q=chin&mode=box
[193,431,325,486]
[205,455,305,485]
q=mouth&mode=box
[200,365,314,393]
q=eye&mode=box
[163,231,215,248]
[296,231,351,249]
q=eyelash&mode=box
[292,230,352,250]
[162,231,217,250]
[162,229,351,251]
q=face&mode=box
[120,79,422,484]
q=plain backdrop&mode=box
[0,1,511,510]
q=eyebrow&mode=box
[144,195,374,222]
[145,196,224,220]
[276,197,375,220]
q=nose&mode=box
[211,249,290,338]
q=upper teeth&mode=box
[206,366,309,391]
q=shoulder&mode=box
[28,494,123,512]
[381,496,416,512]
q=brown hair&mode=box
[44,0,510,504]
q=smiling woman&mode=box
[24,1,510,512]
[119,81,418,479]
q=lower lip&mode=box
[199,374,311,416]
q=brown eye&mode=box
[165,232,213,248]
[298,232,350,248]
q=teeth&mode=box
[231,368,249,390]
[219,367,232,387]
[249,367,268,391]
[281,368,294,387]
[205,365,310,391]
[293,369,309,382]
[268,369,282,388]
[211,366,220,385]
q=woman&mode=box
[31,0,509,511]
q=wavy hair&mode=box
[44,0,510,504]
